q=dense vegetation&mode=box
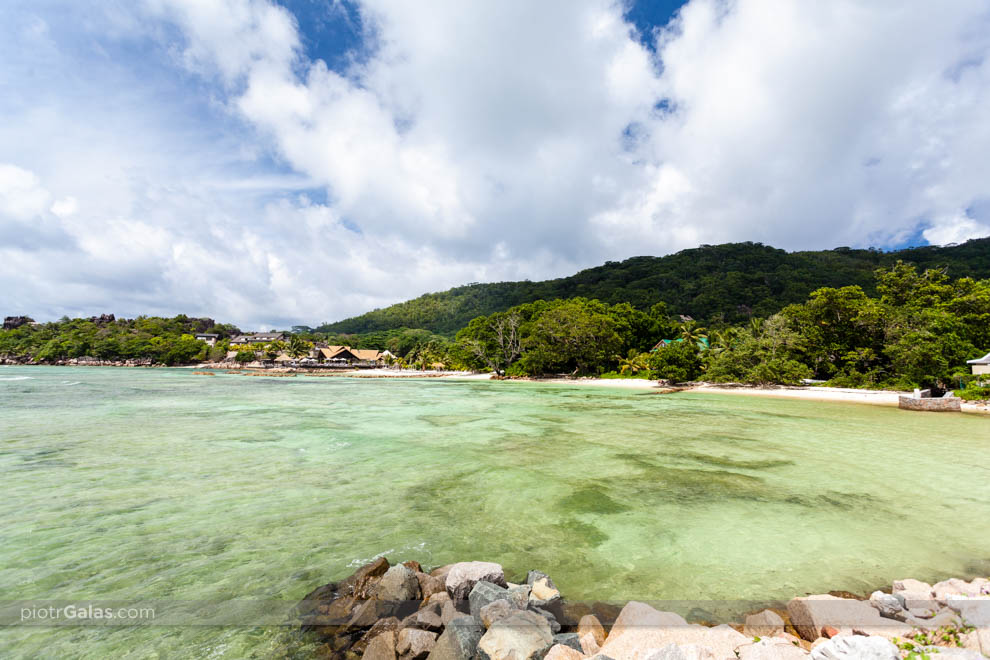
[452,263,990,391]
[318,238,990,335]
[0,315,239,365]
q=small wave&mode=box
[0,376,34,381]
[61,381,82,386]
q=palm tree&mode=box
[287,335,310,359]
[679,321,708,347]
[616,351,650,375]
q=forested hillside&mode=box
[318,238,990,335]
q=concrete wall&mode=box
[898,396,962,412]
[972,364,990,375]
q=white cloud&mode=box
[2,0,990,328]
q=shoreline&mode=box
[5,363,988,413]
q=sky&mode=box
[2,1,989,329]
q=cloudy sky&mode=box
[2,0,989,329]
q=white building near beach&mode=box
[967,352,990,375]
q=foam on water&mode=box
[0,365,988,657]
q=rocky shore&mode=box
[294,557,989,660]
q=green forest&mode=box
[451,262,990,396]
[317,238,990,335]
[0,315,240,366]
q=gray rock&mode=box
[479,599,515,628]
[378,565,422,603]
[868,591,904,620]
[507,585,532,609]
[440,599,463,626]
[427,615,484,660]
[526,570,558,590]
[397,628,438,660]
[477,610,554,660]
[416,602,444,631]
[530,606,562,634]
[809,635,899,660]
[552,633,582,652]
[469,581,510,619]
[445,562,507,601]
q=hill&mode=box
[317,238,990,335]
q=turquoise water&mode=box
[1,366,988,657]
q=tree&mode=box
[455,311,523,375]
[288,335,311,359]
[647,341,701,382]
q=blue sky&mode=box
[1,0,988,327]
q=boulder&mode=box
[933,578,986,601]
[404,560,424,573]
[507,585,532,609]
[808,635,899,660]
[735,637,808,659]
[530,578,562,609]
[552,633,583,652]
[579,614,607,646]
[867,592,904,620]
[527,570,558,589]
[430,564,455,580]
[480,599,516,628]
[892,579,934,611]
[786,595,910,642]
[945,594,990,627]
[416,602,444,631]
[397,628,438,660]
[378,565,422,603]
[580,632,601,655]
[417,573,447,603]
[446,562,507,601]
[427,616,484,660]
[912,649,985,659]
[365,630,398,660]
[477,610,555,660]
[441,599,464,626]
[642,644,716,660]
[361,616,403,645]
[744,610,785,637]
[342,556,391,596]
[530,606,562,634]
[599,602,747,660]
[469,581,511,619]
[544,643,585,660]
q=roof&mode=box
[195,333,219,338]
[351,349,381,361]
[274,353,294,362]
[319,345,347,359]
[651,337,710,351]
[231,332,285,342]
[967,352,990,365]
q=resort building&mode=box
[318,346,383,365]
[230,332,286,345]
[967,352,990,375]
[195,333,219,346]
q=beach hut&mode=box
[967,352,990,375]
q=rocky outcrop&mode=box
[296,558,990,660]
[3,315,34,330]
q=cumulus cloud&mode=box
[2,0,990,327]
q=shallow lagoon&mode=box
[1,366,988,657]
